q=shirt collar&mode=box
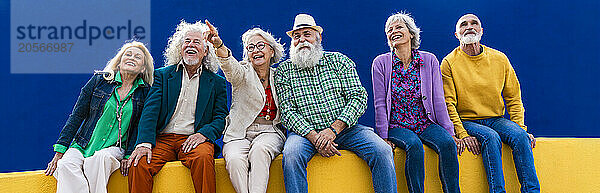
[115,71,145,87]
[176,61,203,75]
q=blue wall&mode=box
[1,0,599,172]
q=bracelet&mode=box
[329,127,338,135]
[216,48,232,58]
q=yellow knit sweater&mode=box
[441,45,526,139]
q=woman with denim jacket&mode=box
[44,41,154,193]
[205,21,285,193]
[371,13,460,193]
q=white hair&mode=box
[241,28,285,65]
[385,12,421,51]
[163,20,220,73]
[290,36,324,69]
[97,41,154,86]
[455,14,483,33]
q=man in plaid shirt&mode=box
[276,14,398,193]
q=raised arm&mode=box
[205,20,246,85]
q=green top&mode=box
[275,52,368,136]
[53,72,144,159]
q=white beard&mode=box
[459,31,482,45]
[183,56,200,66]
[290,41,324,69]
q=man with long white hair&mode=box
[275,14,397,193]
[126,20,228,193]
[441,14,541,193]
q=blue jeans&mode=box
[282,124,397,193]
[463,117,540,193]
[388,124,460,193]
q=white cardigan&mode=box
[218,55,285,143]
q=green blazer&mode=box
[136,64,228,154]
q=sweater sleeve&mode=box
[371,56,389,138]
[502,58,527,131]
[431,56,455,136]
[440,59,469,139]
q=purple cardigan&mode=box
[371,51,454,138]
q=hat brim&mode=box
[286,26,323,37]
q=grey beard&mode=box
[183,56,200,66]
[459,33,482,45]
[290,42,324,69]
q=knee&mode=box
[92,150,114,162]
[282,147,300,164]
[438,138,457,155]
[128,157,152,173]
[370,139,395,162]
[56,157,80,169]
[191,151,213,162]
[402,137,424,155]
[282,145,307,167]
[510,131,532,149]
[225,153,248,170]
[481,132,502,149]
[249,144,277,160]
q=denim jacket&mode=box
[55,73,149,156]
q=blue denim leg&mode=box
[476,117,540,193]
[418,124,461,193]
[387,127,425,193]
[336,124,398,193]
[282,131,317,193]
[463,121,505,193]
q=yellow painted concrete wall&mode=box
[1,138,599,193]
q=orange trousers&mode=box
[128,134,216,193]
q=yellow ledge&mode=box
[1,138,599,193]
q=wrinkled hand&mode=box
[204,20,222,47]
[127,146,152,167]
[44,152,64,176]
[384,138,395,150]
[453,136,465,155]
[462,136,481,155]
[321,141,341,157]
[528,133,536,149]
[182,133,207,153]
[120,159,129,176]
[316,128,336,150]
[316,128,341,157]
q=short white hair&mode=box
[241,28,285,64]
[455,14,483,33]
[385,12,421,50]
[163,20,220,73]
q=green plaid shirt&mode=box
[275,51,367,136]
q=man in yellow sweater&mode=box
[441,14,540,193]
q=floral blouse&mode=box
[389,50,432,134]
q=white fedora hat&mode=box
[286,14,323,37]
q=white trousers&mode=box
[54,146,123,193]
[223,119,284,193]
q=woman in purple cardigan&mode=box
[371,12,460,193]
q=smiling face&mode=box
[180,31,207,66]
[119,47,145,75]
[386,20,412,49]
[246,35,274,68]
[291,28,319,51]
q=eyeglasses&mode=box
[246,41,272,52]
